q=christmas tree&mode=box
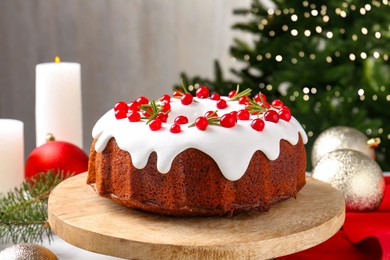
[179,0,390,170]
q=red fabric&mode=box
[279,176,390,260]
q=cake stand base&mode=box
[48,173,345,259]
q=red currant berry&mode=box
[115,109,127,119]
[278,107,291,122]
[174,115,189,125]
[216,99,227,109]
[181,93,193,105]
[196,86,210,99]
[237,109,250,120]
[161,101,171,112]
[160,94,171,103]
[137,96,149,105]
[229,111,238,120]
[149,118,162,131]
[173,89,184,97]
[156,112,168,123]
[238,96,250,105]
[251,118,265,131]
[264,110,279,123]
[254,93,267,103]
[195,116,208,130]
[114,101,128,112]
[210,93,221,101]
[204,111,218,119]
[272,99,284,108]
[170,123,181,134]
[128,100,140,111]
[228,90,237,98]
[220,114,236,128]
[128,111,141,122]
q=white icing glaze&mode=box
[92,97,308,181]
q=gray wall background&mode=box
[0,0,252,156]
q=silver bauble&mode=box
[311,126,375,167]
[0,243,57,260]
[312,149,384,211]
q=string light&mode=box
[256,55,263,61]
[365,4,372,11]
[360,52,367,59]
[265,52,272,59]
[323,15,330,22]
[244,54,250,61]
[352,34,358,41]
[304,12,310,18]
[375,32,381,39]
[360,8,366,15]
[373,51,380,59]
[267,9,275,15]
[291,14,298,22]
[361,27,368,35]
[311,9,319,16]
[304,30,311,37]
[326,31,334,39]
[326,56,333,63]
[282,25,289,31]
[275,55,283,62]
[291,58,298,64]
[316,26,322,33]
[291,29,298,36]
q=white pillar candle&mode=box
[35,57,83,148]
[0,119,24,193]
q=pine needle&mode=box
[0,171,72,244]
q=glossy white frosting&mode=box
[92,97,307,181]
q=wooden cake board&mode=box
[48,173,345,259]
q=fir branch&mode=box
[0,171,72,244]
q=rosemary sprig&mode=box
[229,84,252,101]
[0,171,72,244]
[139,100,161,124]
[188,110,220,127]
[245,94,269,115]
[181,79,189,94]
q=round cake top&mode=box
[92,86,307,181]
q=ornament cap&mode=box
[367,137,381,149]
[46,133,55,142]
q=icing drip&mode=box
[93,97,307,181]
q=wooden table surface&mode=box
[48,173,345,259]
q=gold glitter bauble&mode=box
[0,243,57,260]
[311,126,375,167]
[312,149,385,211]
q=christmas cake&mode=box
[87,86,307,216]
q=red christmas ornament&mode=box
[25,133,88,179]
